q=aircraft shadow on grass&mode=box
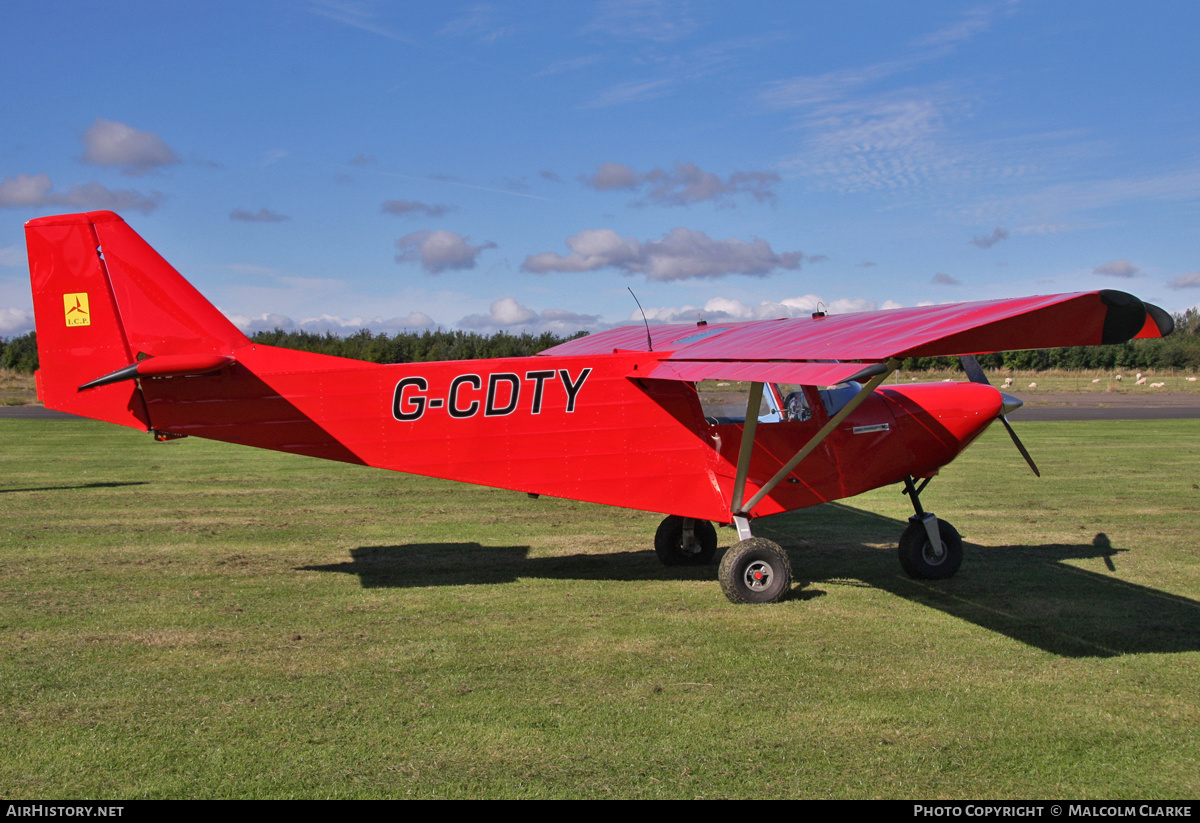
[0,481,149,495]
[301,501,1200,659]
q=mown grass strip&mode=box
[1,419,1197,798]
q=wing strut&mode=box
[729,380,764,521]
[732,359,899,520]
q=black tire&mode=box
[654,516,718,566]
[898,518,963,580]
[718,538,792,604]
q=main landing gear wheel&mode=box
[898,518,963,580]
[654,515,718,566]
[718,538,792,604]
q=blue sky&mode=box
[2,1,1198,338]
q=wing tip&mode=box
[1098,290,1173,343]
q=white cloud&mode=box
[0,174,57,207]
[761,8,1012,196]
[539,308,604,329]
[225,310,436,335]
[80,119,178,176]
[224,312,296,334]
[580,78,676,109]
[580,161,778,206]
[761,5,1043,201]
[1167,270,1200,290]
[761,62,904,110]
[640,294,899,324]
[584,162,640,190]
[439,4,516,43]
[776,90,960,193]
[309,1,417,45]
[459,298,606,333]
[0,173,161,213]
[971,227,1009,248]
[913,4,1011,49]
[395,230,497,273]
[461,297,537,328]
[1094,259,1140,278]
[586,0,702,43]
[230,208,290,223]
[1008,167,1200,220]
[299,312,436,333]
[522,227,808,281]
[523,229,641,273]
[381,200,456,218]
[0,308,34,335]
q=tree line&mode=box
[0,327,586,373]
[4,308,1200,373]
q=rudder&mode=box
[25,211,250,429]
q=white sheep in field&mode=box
[1150,382,1165,388]
[1136,377,1147,385]
[1115,374,1123,381]
[1028,382,1038,389]
[1092,378,1101,383]
[1137,372,1143,380]
[1188,377,1197,382]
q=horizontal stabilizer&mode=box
[79,354,236,391]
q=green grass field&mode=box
[1,418,1197,799]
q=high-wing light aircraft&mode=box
[24,211,1174,603]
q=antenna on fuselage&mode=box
[628,287,653,352]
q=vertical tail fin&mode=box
[25,211,250,429]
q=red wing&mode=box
[542,290,1171,364]
[638,360,886,386]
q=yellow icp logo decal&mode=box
[64,293,91,327]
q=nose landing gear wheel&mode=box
[898,518,963,579]
[718,538,792,604]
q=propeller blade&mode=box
[999,415,1040,477]
[960,354,990,385]
[963,355,1040,476]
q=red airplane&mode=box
[24,211,1174,603]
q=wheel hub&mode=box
[743,560,773,591]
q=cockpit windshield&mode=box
[771,383,811,423]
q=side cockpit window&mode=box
[696,381,773,424]
[696,380,860,425]
[819,381,863,417]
